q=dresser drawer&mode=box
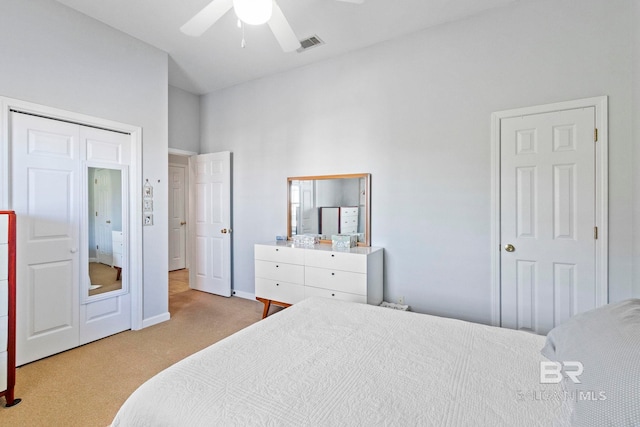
[0,280,7,317]
[341,207,358,217]
[305,266,367,295]
[0,315,6,350]
[255,244,304,264]
[304,249,366,273]
[0,215,7,244]
[0,243,6,281]
[113,253,123,268]
[255,260,304,284]
[304,285,367,304]
[0,351,6,391]
[340,220,357,234]
[255,278,305,304]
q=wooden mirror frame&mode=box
[287,173,371,247]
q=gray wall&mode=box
[201,0,638,324]
[0,0,169,322]
[169,85,200,153]
[634,0,640,299]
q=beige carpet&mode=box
[0,269,265,427]
[88,262,122,296]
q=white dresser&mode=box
[255,242,383,317]
[339,207,358,234]
[0,211,19,407]
[112,231,123,280]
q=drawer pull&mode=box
[331,272,335,276]
[276,283,279,286]
[276,265,279,268]
[331,293,335,297]
[331,254,335,257]
[275,248,279,251]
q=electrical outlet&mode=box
[398,296,404,305]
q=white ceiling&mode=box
[55,0,517,95]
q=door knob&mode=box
[221,228,227,234]
[504,244,515,252]
[180,221,187,225]
[106,220,111,224]
[70,248,78,253]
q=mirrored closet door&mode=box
[11,111,132,365]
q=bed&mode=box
[111,297,640,426]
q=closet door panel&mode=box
[12,113,80,365]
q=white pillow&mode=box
[541,299,640,427]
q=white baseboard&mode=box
[142,311,171,329]
[232,289,255,301]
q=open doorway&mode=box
[168,151,193,273]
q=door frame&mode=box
[490,96,608,327]
[0,96,144,330]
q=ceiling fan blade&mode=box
[335,0,365,4]
[180,0,234,37]
[268,1,301,52]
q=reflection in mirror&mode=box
[288,174,371,246]
[88,167,123,296]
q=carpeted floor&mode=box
[0,269,265,427]
[88,262,122,296]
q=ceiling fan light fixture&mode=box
[233,0,273,25]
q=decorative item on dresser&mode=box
[0,211,20,407]
[254,242,383,318]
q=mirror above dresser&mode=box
[287,173,371,246]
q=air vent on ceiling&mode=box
[297,35,324,53]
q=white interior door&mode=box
[190,152,231,296]
[12,113,81,365]
[300,180,315,234]
[500,107,597,334]
[168,165,187,271]
[94,169,113,265]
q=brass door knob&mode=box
[221,228,227,234]
[504,244,515,252]
[180,221,186,225]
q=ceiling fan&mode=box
[181,0,365,52]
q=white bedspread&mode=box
[112,297,570,426]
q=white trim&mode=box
[168,147,197,156]
[490,96,608,327]
[142,311,171,328]
[0,95,144,331]
[232,289,255,301]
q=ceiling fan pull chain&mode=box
[238,19,246,48]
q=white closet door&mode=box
[500,107,596,334]
[79,126,131,345]
[12,112,132,364]
[12,113,81,365]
